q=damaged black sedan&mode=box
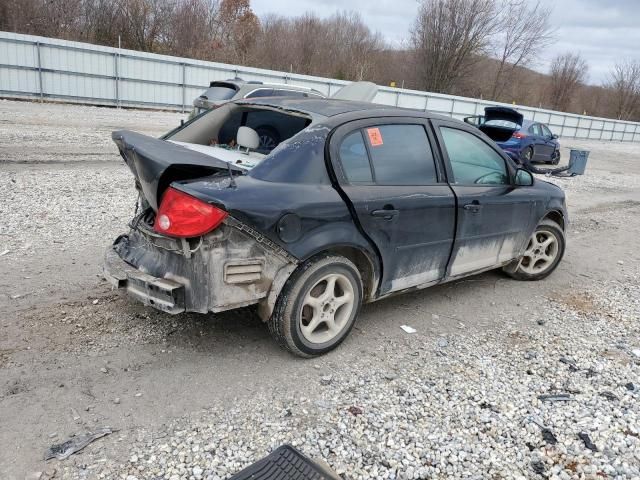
[105,97,567,357]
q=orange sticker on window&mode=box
[366,127,383,147]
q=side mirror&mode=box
[552,134,559,139]
[515,168,534,186]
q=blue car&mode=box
[466,107,561,165]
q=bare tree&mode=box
[607,60,640,120]
[490,0,554,101]
[410,0,499,94]
[548,53,587,111]
[118,0,176,52]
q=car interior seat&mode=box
[237,126,260,152]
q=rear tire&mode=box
[268,254,363,358]
[504,219,565,281]
[521,146,534,163]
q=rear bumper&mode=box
[104,245,186,314]
[104,219,298,316]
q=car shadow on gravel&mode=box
[8,267,538,367]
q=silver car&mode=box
[190,79,326,151]
[192,79,325,114]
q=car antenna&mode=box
[225,161,237,188]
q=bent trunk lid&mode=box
[112,130,242,210]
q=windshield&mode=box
[199,85,237,101]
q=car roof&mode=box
[235,97,454,122]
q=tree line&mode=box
[1,0,639,121]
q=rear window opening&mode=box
[165,104,312,169]
[198,83,238,101]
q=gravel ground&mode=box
[62,278,640,480]
[1,100,639,480]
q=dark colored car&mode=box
[466,107,561,164]
[105,97,568,357]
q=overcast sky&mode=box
[251,0,640,85]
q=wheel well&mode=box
[320,246,378,301]
[543,210,565,230]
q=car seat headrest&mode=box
[237,126,260,150]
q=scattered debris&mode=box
[536,319,546,326]
[625,382,636,391]
[600,391,618,401]
[632,349,640,358]
[384,373,398,381]
[100,367,108,374]
[92,299,99,305]
[617,260,624,265]
[0,249,10,256]
[320,375,333,386]
[559,356,577,369]
[531,459,546,475]
[347,406,363,416]
[578,432,598,451]
[524,351,537,360]
[437,337,448,348]
[541,428,558,445]
[538,393,572,402]
[113,398,120,405]
[479,401,500,413]
[400,325,416,334]
[45,427,113,460]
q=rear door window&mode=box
[339,131,372,183]
[339,124,438,186]
[440,127,509,185]
[530,124,542,136]
[366,125,438,185]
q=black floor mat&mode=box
[228,445,337,480]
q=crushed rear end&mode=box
[104,130,297,315]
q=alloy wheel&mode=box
[518,230,559,275]
[299,273,355,344]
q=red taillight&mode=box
[512,131,527,139]
[154,187,227,238]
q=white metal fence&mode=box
[2,31,639,142]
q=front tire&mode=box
[504,219,565,281]
[268,254,363,357]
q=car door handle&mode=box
[371,208,399,219]
[463,202,482,213]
